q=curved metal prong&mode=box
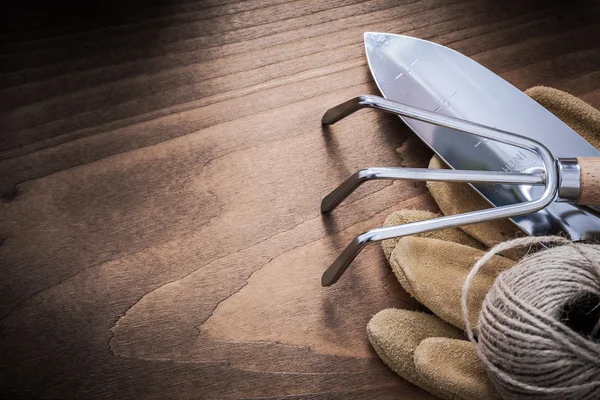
[322,95,385,125]
[321,96,557,286]
[321,167,545,213]
[321,236,369,286]
[323,207,523,286]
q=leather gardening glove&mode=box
[366,87,600,400]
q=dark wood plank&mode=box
[1,1,599,398]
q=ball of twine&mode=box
[461,236,600,399]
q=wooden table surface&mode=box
[1,1,599,398]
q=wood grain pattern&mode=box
[1,1,599,398]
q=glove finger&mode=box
[367,309,463,400]
[414,337,500,400]
[382,209,485,262]
[389,236,515,330]
[525,86,600,148]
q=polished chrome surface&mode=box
[557,158,581,201]
[364,32,600,241]
[320,97,557,286]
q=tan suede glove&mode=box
[367,87,600,400]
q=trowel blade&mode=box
[365,32,600,240]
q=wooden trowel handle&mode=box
[577,157,600,206]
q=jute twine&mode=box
[461,236,600,399]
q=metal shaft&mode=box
[321,167,545,213]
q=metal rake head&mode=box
[319,95,568,286]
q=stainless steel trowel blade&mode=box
[365,32,600,240]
